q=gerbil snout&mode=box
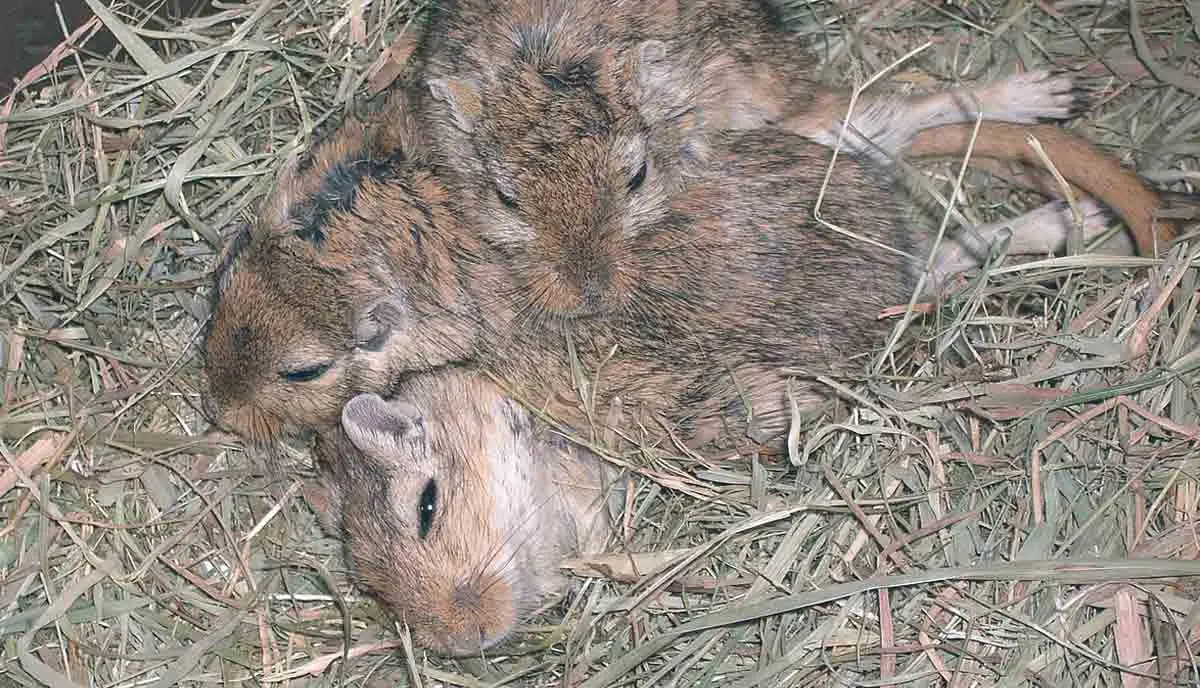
[551,248,619,318]
[409,574,518,656]
[517,207,638,320]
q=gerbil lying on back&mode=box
[311,368,620,657]
[410,0,1176,320]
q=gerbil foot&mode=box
[928,197,1120,288]
[1000,197,1120,255]
[976,69,1085,124]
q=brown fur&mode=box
[406,0,1176,320]
[311,369,618,656]
[202,98,924,448]
[202,104,483,444]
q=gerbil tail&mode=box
[906,122,1178,257]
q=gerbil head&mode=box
[201,109,470,446]
[200,227,397,444]
[316,372,619,656]
[427,39,672,321]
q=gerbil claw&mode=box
[1067,86,1093,117]
[979,68,1081,124]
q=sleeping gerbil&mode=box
[407,0,1176,320]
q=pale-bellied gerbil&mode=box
[309,368,621,656]
[201,99,1116,450]
[410,0,1175,319]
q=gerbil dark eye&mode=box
[628,161,647,193]
[496,187,518,209]
[280,362,332,383]
[417,478,438,539]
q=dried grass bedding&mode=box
[1,0,1199,686]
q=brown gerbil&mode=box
[409,0,1174,320]
[201,107,482,444]
[310,368,621,656]
[201,97,1116,449]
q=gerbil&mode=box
[309,368,620,656]
[204,82,978,444]
[409,0,1175,319]
[201,106,483,444]
[201,100,1116,449]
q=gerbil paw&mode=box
[980,69,1085,123]
[1000,197,1120,255]
[1042,197,1114,238]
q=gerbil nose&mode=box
[580,260,613,305]
[434,577,514,655]
[453,581,483,611]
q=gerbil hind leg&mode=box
[924,197,1124,292]
[805,70,1082,163]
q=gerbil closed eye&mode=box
[496,187,519,209]
[409,222,424,253]
[280,362,332,383]
[628,161,647,193]
[418,478,437,539]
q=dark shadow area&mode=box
[0,0,217,96]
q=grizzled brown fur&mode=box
[202,100,485,444]
[202,97,920,448]
[402,0,1176,324]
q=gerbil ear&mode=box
[636,40,671,85]
[632,40,679,114]
[353,295,408,351]
[638,40,668,65]
[427,77,482,133]
[213,221,252,294]
[342,393,425,456]
[261,147,305,231]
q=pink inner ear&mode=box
[342,393,393,444]
[342,393,423,454]
[302,483,329,513]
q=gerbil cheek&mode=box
[622,183,669,239]
[482,214,537,252]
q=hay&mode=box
[1,0,1197,686]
